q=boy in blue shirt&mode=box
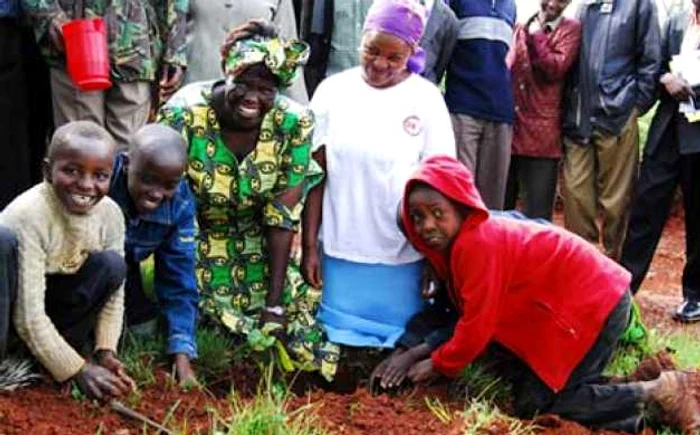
[109,124,198,384]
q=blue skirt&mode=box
[317,254,425,348]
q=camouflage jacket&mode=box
[22,0,188,82]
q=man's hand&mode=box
[49,16,69,53]
[407,358,439,384]
[73,362,132,400]
[661,73,696,102]
[159,64,185,103]
[301,245,323,288]
[93,349,136,391]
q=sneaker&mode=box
[649,371,700,432]
[674,299,700,323]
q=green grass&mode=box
[605,328,700,378]
[209,366,326,435]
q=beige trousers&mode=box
[451,113,513,210]
[562,111,639,260]
[50,67,151,150]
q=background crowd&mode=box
[0,0,700,432]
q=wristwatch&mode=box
[263,305,285,316]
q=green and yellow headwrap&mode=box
[222,37,309,89]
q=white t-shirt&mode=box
[310,68,456,265]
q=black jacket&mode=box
[645,8,700,157]
[563,0,662,142]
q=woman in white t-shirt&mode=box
[302,0,455,350]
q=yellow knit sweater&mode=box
[0,182,125,382]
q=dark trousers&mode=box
[397,290,459,351]
[495,291,644,432]
[505,156,559,221]
[0,225,126,359]
[124,259,158,326]
[620,123,700,298]
[0,19,30,210]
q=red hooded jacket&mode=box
[400,156,630,392]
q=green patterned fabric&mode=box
[157,82,338,380]
[222,36,309,89]
[21,0,188,81]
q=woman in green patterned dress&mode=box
[158,21,338,380]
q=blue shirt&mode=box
[0,0,19,17]
[445,0,516,123]
[109,153,199,358]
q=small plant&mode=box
[462,399,538,435]
[194,326,237,381]
[456,361,512,404]
[120,330,165,387]
[211,365,327,435]
[0,358,39,392]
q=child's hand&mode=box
[407,358,439,384]
[380,348,420,389]
[94,350,136,391]
[73,362,131,400]
[370,348,405,388]
[421,264,439,299]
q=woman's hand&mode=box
[301,245,323,288]
[407,358,439,384]
[73,362,132,400]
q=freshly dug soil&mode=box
[0,211,697,434]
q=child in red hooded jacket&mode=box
[372,155,700,433]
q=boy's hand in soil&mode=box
[93,349,137,391]
[173,353,197,386]
[407,358,439,384]
[371,347,405,385]
[73,362,132,400]
[380,343,432,389]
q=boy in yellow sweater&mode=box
[0,121,134,399]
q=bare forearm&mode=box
[302,181,323,250]
[265,226,294,306]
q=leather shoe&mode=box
[674,299,700,323]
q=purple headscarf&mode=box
[363,0,428,74]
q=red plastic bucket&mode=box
[62,18,112,91]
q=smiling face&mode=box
[45,137,114,215]
[221,64,278,131]
[539,0,571,22]
[126,124,187,215]
[360,30,413,89]
[126,152,185,215]
[407,185,466,254]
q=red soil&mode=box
[0,211,697,434]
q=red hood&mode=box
[401,155,490,278]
